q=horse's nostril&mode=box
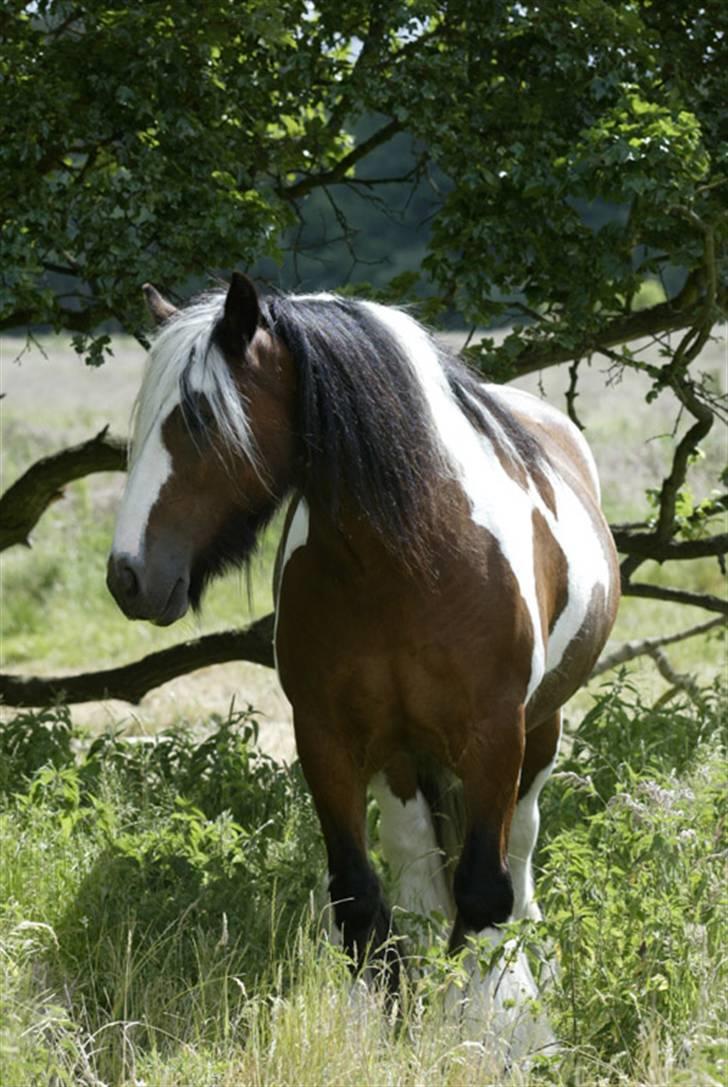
[108,555,141,608]
[118,562,139,598]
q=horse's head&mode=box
[107,274,294,625]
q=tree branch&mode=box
[591,616,724,677]
[0,428,127,551]
[282,119,402,201]
[622,582,728,615]
[502,284,727,377]
[611,530,728,562]
[0,615,276,707]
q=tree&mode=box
[1,0,725,704]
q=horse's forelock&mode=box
[130,290,259,473]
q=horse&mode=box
[107,272,619,1055]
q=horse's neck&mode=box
[298,485,465,590]
[300,497,386,577]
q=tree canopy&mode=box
[0,0,726,704]
[2,1,725,354]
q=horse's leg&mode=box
[295,715,400,992]
[448,703,525,954]
[369,770,452,922]
[446,703,553,1057]
[508,711,561,921]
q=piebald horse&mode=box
[108,274,619,1053]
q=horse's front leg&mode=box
[449,703,524,954]
[447,702,553,1059]
[294,712,401,995]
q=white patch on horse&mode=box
[508,746,560,921]
[369,774,452,920]
[484,383,611,681]
[289,291,340,303]
[360,304,546,700]
[490,384,602,500]
[530,465,611,677]
[112,417,172,559]
[273,498,310,678]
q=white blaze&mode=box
[112,416,172,560]
[111,289,260,563]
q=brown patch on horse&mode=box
[381,752,419,803]
[519,712,561,799]
[276,486,535,786]
[489,435,530,490]
[531,508,569,643]
[530,463,557,516]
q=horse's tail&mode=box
[416,760,465,917]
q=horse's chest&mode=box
[274,527,533,760]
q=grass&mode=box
[0,687,725,1086]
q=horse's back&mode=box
[486,384,602,502]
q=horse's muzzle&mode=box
[106,552,189,625]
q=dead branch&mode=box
[0,427,127,551]
[565,358,585,431]
[622,582,728,615]
[647,646,702,704]
[0,614,275,707]
[591,616,724,677]
[612,530,728,562]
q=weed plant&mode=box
[0,683,725,1085]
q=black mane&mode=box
[260,294,450,574]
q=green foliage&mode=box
[0,704,322,1080]
[541,675,727,826]
[2,1,725,364]
[644,480,727,541]
[1,682,725,1084]
[1,0,340,348]
[537,679,726,1079]
[0,703,78,795]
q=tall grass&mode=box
[1,683,725,1086]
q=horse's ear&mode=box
[222,272,260,348]
[143,284,177,326]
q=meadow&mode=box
[0,330,726,1085]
